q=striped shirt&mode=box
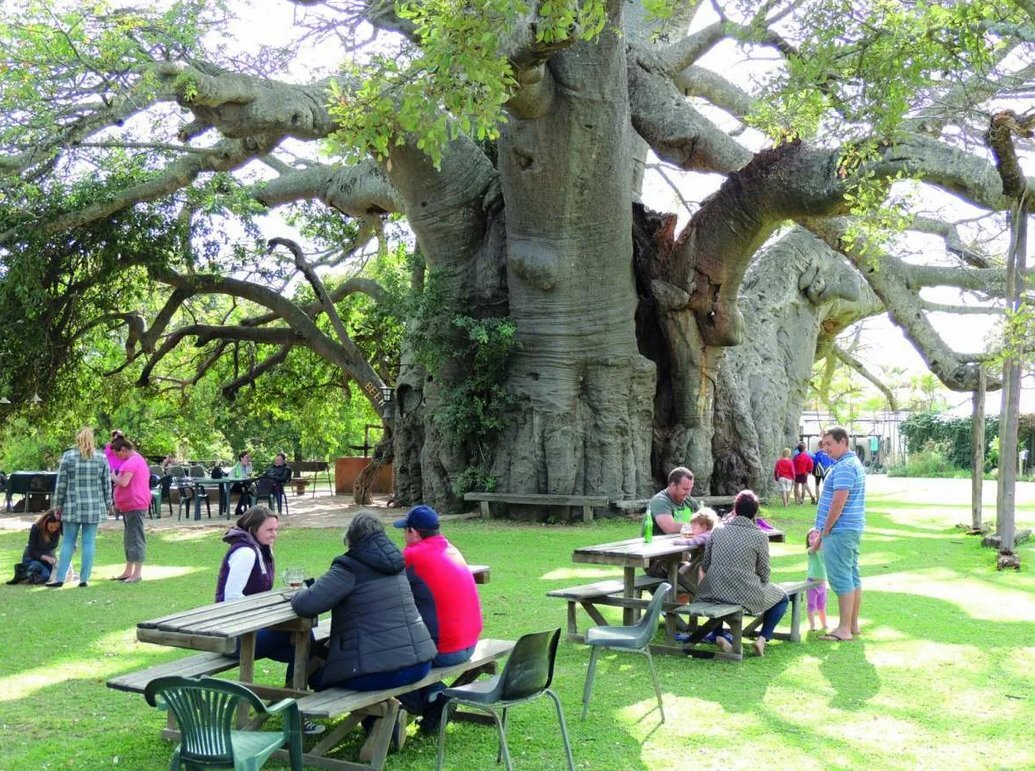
[815,451,865,533]
[54,447,113,524]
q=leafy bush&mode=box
[886,442,964,478]
[0,417,66,471]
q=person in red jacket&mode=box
[773,448,795,507]
[394,504,483,734]
[793,443,816,505]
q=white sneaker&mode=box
[303,719,326,736]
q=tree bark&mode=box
[971,368,986,532]
[487,17,655,505]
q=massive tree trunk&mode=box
[710,229,882,494]
[487,18,655,503]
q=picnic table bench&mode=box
[291,460,333,496]
[546,575,664,640]
[464,491,609,522]
[672,578,820,661]
[108,637,514,771]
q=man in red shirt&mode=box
[793,443,816,505]
[111,437,152,583]
[394,505,483,734]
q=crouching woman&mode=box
[291,511,436,692]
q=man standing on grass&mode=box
[814,427,866,642]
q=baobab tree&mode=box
[0,0,1031,511]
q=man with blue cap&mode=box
[394,504,483,733]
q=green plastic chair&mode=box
[144,675,302,771]
[581,581,671,722]
[436,628,575,771]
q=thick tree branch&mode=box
[221,345,291,399]
[833,344,899,411]
[802,216,1000,391]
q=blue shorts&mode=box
[822,529,862,596]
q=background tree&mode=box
[0,0,1031,512]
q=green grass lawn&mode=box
[2,493,1034,770]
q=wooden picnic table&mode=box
[176,476,255,520]
[136,588,315,691]
[572,534,691,633]
[120,563,496,769]
[570,528,786,647]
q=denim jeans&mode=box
[53,521,98,583]
[232,629,310,686]
[758,595,790,640]
[310,660,430,693]
[24,559,52,583]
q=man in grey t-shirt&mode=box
[646,466,701,593]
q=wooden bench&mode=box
[674,578,819,661]
[468,564,491,584]
[546,575,664,640]
[464,491,609,522]
[108,637,514,771]
[292,460,333,496]
[283,637,514,769]
[106,651,240,694]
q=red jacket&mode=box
[793,452,814,475]
[404,535,483,654]
[774,457,794,480]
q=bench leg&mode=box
[479,500,491,519]
[728,613,743,658]
[566,601,579,641]
[359,700,399,768]
[788,590,804,643]
[582,504,593,523]
[622,567,636,626]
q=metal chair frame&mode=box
[581,581,671,722]
[436,628,575,771]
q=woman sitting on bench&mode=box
[291,512,436,692]
[215,505,323,735]
[695,490,789,657]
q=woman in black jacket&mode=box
[21,510,62,584]
[291,511,436,692]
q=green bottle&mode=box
[642,510,653,543]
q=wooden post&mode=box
[971,369,985,532]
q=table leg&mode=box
[623,566,636,625]
[193,483,202,521]
[664,561,680,643]
[237,632,257,726]
[290,629,311,690]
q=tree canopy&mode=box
[0,0,1032,510]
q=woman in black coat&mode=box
[291,511,436,691]
[696,490,789,656]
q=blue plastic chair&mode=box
[436,628,574,770]
[581,582,671,722]
[144,675,302,770]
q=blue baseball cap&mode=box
[393,505,440,530]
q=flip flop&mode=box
[819,632,852,642]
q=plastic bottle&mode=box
[642,510,653,543]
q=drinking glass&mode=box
[283,567,304,589]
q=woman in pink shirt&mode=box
[110,437,152,583]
